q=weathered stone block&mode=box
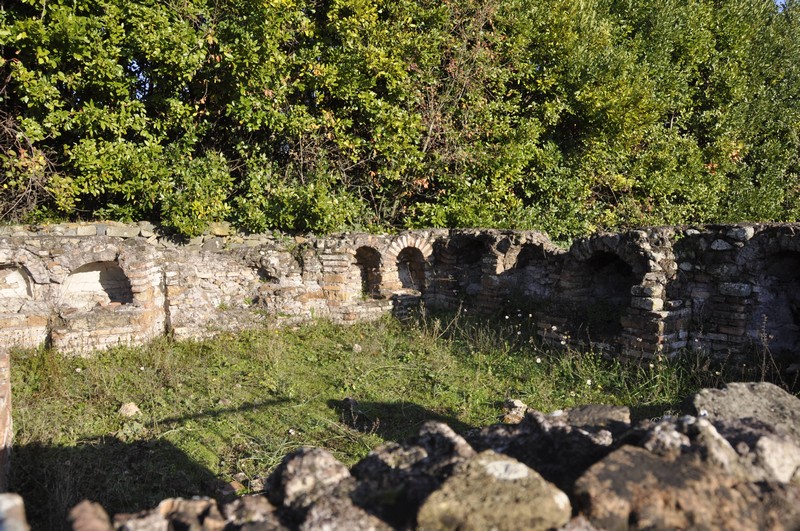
[75,224,97,236]
[105,225,140,238]
[631,284,664,297]
[710,239,733,251]
[631,297,664,311]
[718,282,752,297]
[726,226,755,241]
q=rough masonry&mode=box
[2,221,799,360]
[1,221,800,489]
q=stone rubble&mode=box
[0,381,786,531]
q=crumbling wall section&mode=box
[1,222,799,362]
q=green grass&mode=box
[7,312,752,529]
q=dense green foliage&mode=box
[2,0,799,237]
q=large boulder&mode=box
[350,421,476,529]
[690,382,800,444]
[689,382,800,484]
[56,384,800,531]
[574,445,800,530]
[467,407,627,491]
[417,450,571,531]
[265,447,356,528]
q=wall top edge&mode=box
[0,221,798,252]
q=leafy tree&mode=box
[1,0,798,238]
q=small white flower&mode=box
[139,366,145,371]
[551,325,557,331]
[560,340,566,345]
[535,357,542,364]
[649,363,655,369]
[505,315,509,319]
[586,379,592,386]
[75,368,82,373]
[528,313,532,318]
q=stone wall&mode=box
[1,221,799,357]
[2,221,800,491]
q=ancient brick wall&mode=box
[1,221,799,356]
[2,221,800,491]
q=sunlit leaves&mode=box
[1,0,799,236]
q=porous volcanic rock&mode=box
[350,421,476,529]
[690,382,800,444]
[467,407,626,492]
[689,382,800,484]
[115,498,226,531]
[266,447,352,512]
[301,496,391,531]
[13,382,799,531]
[221,496,287,531]
[574,445,800,530]
[416,450,571,530]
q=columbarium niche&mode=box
[355,246,383,298]
[575,252,637,337]
[750,251,800,359]
[452,239,485,296]
[397,247,426,292]
[504,242,557,302]
[61,261,134,311]
[0,266,34,312]
[514,244,544,270]
[431,237,487,298]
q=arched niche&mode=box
[751,251,800,359]
[439,237,487,296]
[514,243,544,269]
[0,265,34,312]
[397,247,426,292]
[506,243,554,301]
[575,251,637,337]
[61,261,134,311]
[355,246,383,298]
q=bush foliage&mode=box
[1,0,799,237]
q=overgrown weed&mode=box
[9,313,798,529]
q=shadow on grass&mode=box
[10,437,224,531]
[155,398,291,424]
[327,398,474,442]
[10,398,291,531]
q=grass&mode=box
[7,311,781,529]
